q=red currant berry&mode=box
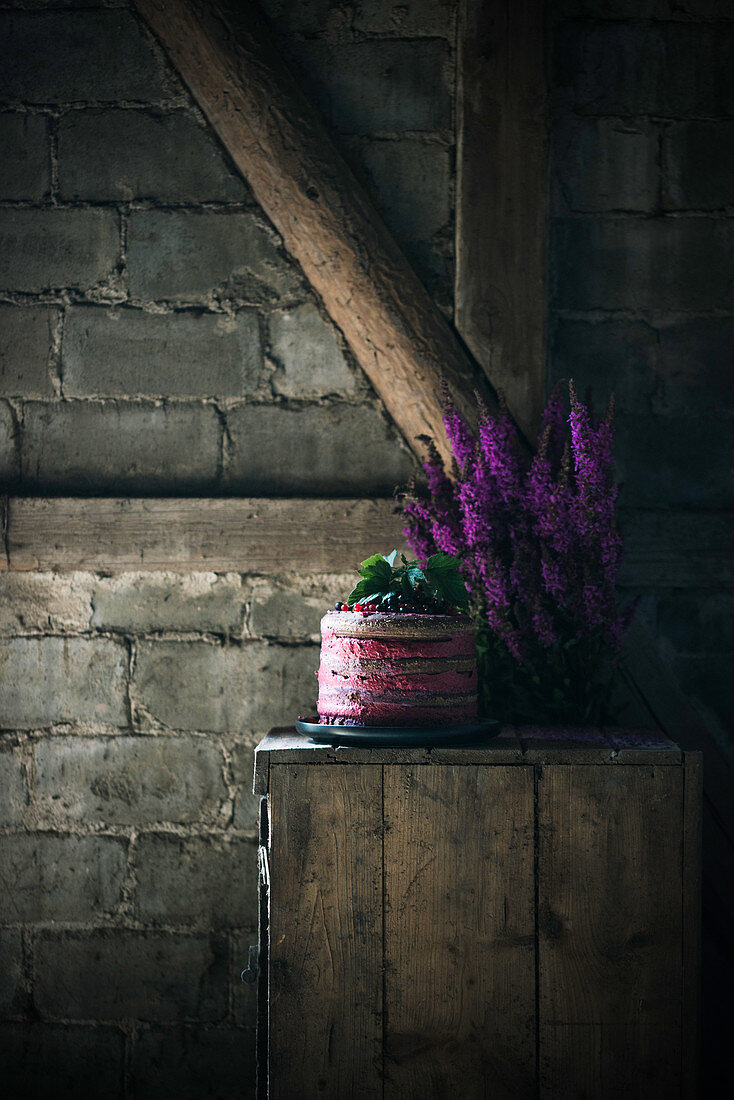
[341,603,349,611]
[354,603,363,612]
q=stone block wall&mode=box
[0,567,351,1098]
[0,1,456,1095]
[548,0,734,755]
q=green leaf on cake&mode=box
[424,552,470,608]
[346,548,470,609]
[357,553,394,586]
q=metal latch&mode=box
[258,845,270,887]
[241,944,259,984]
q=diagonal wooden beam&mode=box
[132,0,501,469]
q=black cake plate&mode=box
[295,716,501,747]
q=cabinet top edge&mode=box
[253,727,683,778]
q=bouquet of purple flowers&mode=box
[398,382,634,725]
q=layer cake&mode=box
[317,609,478,727]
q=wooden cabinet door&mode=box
[268,764,383,1099]
[383,764,536,1099]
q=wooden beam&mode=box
[3,498,731,583]
[0,497,407,574]
[131,0,500,467]
[455,0,549,440]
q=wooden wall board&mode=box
[455,0,549,441]
[1,496,406,573]
[268,763,383,1099]
[537,764,684,1098]
[383,764,536,1098]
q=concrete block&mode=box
[130,1025,257,1095]
[58,108,249,202]
[0,1023,125,1100]
[63,307,262,398]
[549,320,658,414]
[0,931,23,1013]
[552,119,657,214]
[0,305,55,397]
[20,401,221,494]
[0,571,93,634]
[35,931,228,1022]
[657,591,734,655]
[353,0,457,37]
[134,640,318,732]
[347,137,452,240]
[663,121,734,211]
[289,39,451,134]
[0,399,19,484]
[616,414,734,509]
[91,572,246,635]
[34,735,227,826]
[225,403,412,494]
[552,218,734,312]
[655,317,734,416]
[0,834,127,922]
[127,210,302,304]
[0,740,28,826]
[0,636,127,728]
[554,21,734,117]
[0,10,168,103]
[0,208,118,292]
[269,303,356,397]
[672,654,734,753]
[262,0,456,38]
[136,835,257,928]
[247,574,354,640]
[0,112,49,199]
[230,738,258,831]
[131,1026,256,1100]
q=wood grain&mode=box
[132,0,498,467]
[268,763,383,1098]
[455,0,548,441]
[383,764,536,1098]
[537,764,684,1098]
[1,496,406,573]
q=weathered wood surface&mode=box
[268,763,383,1099]
[537,764,684,1098]
[455,0,548,441]
[253,727,680,795]
[4,498,727,588]
[683,753,702,1097]
[0,496,407,573]
[261,741,697,1096]
[132,0,498,467]
[383,764,536,1097]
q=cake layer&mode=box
[317,610,478,728]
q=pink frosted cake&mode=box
[316,609,478,727]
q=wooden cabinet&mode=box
[253,728,700,1099]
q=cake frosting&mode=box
[316,609,478,727]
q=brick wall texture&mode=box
[1,0,733,1097]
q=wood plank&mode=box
[537,764,684,1098]
[383,764,536,1097]
[132,0,498,468]
[455,0,548,441]
[682,752,702,1099]
[268,763,383,1098]
[2,496,406,573]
